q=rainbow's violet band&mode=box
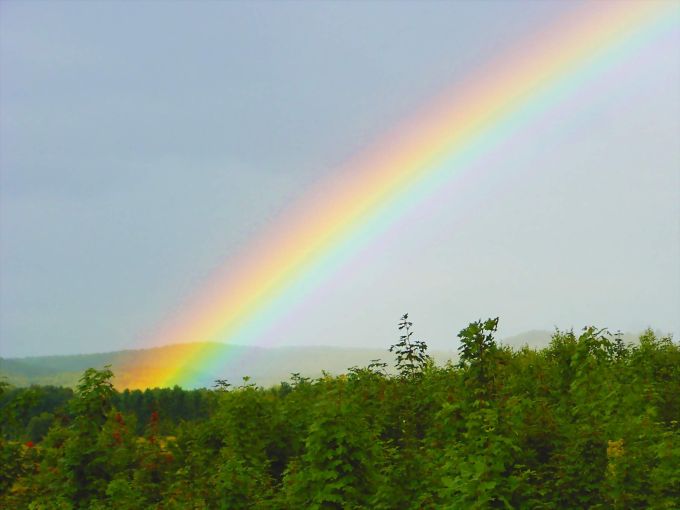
[119,1,678,389]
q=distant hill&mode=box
[499,329,643,350]
[1,343,458,389]
[1,329,656,389]
[500,330,554,350]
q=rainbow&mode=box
[119,1,678,389]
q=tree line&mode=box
[0,384,217,441]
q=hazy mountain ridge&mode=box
[1,343,451,389]
[500,329,643,350]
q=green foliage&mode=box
[26,413,55,443]
[389,314,431,378]
[457,317,499,390]
[0,377,9,396]
[283,378,381,509]
[1,317,678,509]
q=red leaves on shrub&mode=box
[114,412,125,425]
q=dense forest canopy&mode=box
[1,317,678,509]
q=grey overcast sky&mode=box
[1,1,678,358]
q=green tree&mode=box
[390,314,431,378]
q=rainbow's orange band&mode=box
[118,1,676,389]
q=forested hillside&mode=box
[1,317,678,509]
